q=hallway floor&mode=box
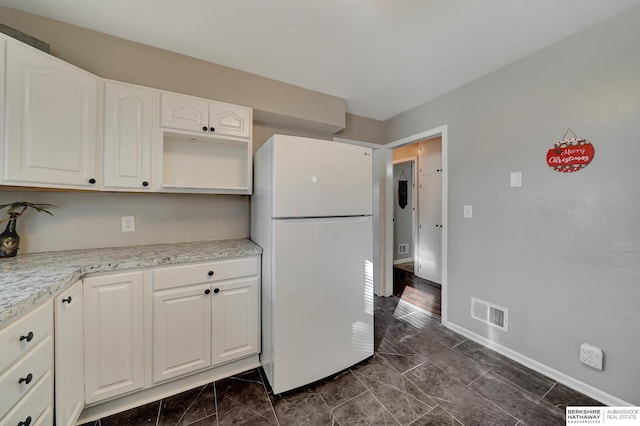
[393,262,441,318]
[82,296,601,425]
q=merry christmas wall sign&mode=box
[546,129,595,173]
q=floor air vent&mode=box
[471,297,508,332]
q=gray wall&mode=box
[386,7,640,404]
[0,191,250,252]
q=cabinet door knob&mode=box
[213,288,220,294]
[62,296,72,304]
[209,127,215,132]
[19,373,33,385]
[204,289,211,295]
[88,178,96,184]
[142,181,149,187]
[202,126,208,131]
[208,271,214,277]
[18,416,32,426]
[20,331,34,342]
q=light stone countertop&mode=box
[0,238,262,329]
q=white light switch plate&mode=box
[121,216,135,232]
[463,205,472,218]
[510,172,522,188]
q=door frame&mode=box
[392,156,418,268]
[384,125,448,323]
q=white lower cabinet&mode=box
[0,255,259,423]
[0,302,53,424]
[54,280,84,426]
[83,271,145,404]
[152,257,260,384]
[153,283,212,383]
[212,277,259,365]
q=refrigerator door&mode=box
[272,136,372,218]
[269,216,374,394]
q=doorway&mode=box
[384,125,448,323]
[392,141,442,318]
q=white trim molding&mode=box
[385,125,448,322]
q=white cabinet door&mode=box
[209,101,251,139]
[54,280,84,426]
[84,271,144,404]
[159,92,208,133]
[103,81,153,190]
[417,173,442,283]
[153,283,212,383]
[4,40,98,188]
[211,277,259,366]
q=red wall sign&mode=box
[546,137,595,173]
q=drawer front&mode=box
[1,370,53,426]
[0,336,53,416]
[0,302,52,374]
[153,256,259,290]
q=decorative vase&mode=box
[0,215,20,258]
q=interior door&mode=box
[417,173,442,283]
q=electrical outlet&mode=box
[121,216,135,232]
[580,343,603,370]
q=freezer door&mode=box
[270,216,374,394]
[272,136,372,218]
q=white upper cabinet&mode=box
[208,101,252,139]
[102,81,154,190]
[3,38,98,189]
[160,92,251,139]
[0,34,253,194]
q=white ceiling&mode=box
[1,0,639,121]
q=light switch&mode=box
[510,172,522,188]
[463,205,472,218]
[121,216,135,232]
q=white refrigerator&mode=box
[251,134,374,394]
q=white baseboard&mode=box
[443,320,632,407]
[393,258,413,265]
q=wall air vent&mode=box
[471,297,508,332]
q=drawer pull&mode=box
[18,416,32,426]
[20,331,34,342]
[62,296,72,304]
[208,271,214,277]
[213,288,220,294]
[19,373,33,385]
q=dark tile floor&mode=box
[82,295,602,425]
